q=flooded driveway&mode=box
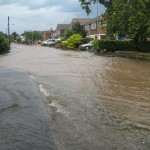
[0,43,150,150]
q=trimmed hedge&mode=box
[93,40,150,52]
[0,33,9,53]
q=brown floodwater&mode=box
[0,43,150,150]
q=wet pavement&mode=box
[0,68,57,150]
[0,43,150,150]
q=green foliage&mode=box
[66,34,83,49]
[93,40,150,52]
[79,0,111,14]
[64,22,87,39]
[11,32,18,40]
[107,0,150,43]
[0,32,8,38]
[64,29,75,40]
[22,31,42,44]
[79,0,150,43]
[0,33,9,53]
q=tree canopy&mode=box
[11,32,18,40]
[64,22,87,40]
[79,0,150,43]
[0,33,9,53]
[22,31,42,43]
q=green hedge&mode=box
[93,40,150,52]
[0,33,9,53]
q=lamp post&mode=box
[8,16,10,50]
[7,16,15,50]
[84,0,99,52]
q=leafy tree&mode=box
[64,22,87,39]
[22,31,42,44]
[64,29,75,40]
[79,0,150,43]
[11,32,18,40]
[0,32,8,38]
[0,33,9,53]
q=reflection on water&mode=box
[1,44,150,150]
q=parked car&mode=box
[79,40,93,50]
[42,39,57,46]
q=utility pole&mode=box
[8,16,10,50]
[96,1,100,53]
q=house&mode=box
[42,29,55,40]
[53,10,107,40]
[55,24,70,38]
[70,18,93,26]
[70,17,106,40]
[85,16,107,40]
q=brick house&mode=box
[55,24,70,38]
[69,17,106,40]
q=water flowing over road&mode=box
[0,43,150,150]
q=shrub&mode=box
[93,40,136,52]
[66,34,83,50]
[0,33,9,53]
[93,40,150,52]
[135,41,150,52]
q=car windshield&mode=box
[88,40,93,44]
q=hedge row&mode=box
[93,40,150,52]
[0,33,9,53]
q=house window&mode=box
[91,23,96,29]
[85,25,89,30]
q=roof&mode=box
[70,18,94,25]
[56,24,70,30]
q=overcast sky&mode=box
[0,0,105,34]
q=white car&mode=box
[79,40,93,50]
[42,39,57,46]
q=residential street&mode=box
[0,43,150,150]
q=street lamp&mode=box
[84,0,99,52]
[7,16,15,50]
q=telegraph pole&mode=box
[96,1,99,53]
[8,16,10,50]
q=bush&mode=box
[93,40,137,52]
[135,41,150,52]
[0,33,9,53]
[93,40,150,52]
[66,34,83,50]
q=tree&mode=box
[64,22,87,39]
[0,33,9,53]
[79,0,150,43]
[22,31,42,44]
[79,0,112,14]
[11,32,18,40]
[0,32,8,38]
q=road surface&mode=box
[0,43,150,150]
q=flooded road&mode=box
[0,43,150,150]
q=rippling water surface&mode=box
[0,44,150,150]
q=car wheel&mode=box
[85,47,90,50]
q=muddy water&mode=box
[0,44,150,150]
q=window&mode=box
[91,23,96,29]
